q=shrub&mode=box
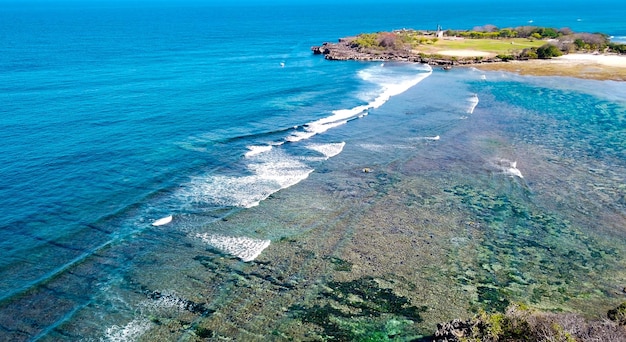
[520,48,538,59]
[570,33,610,51]
[609,42,626,54]
[433,303,626,342]
[352,33,380,49]
[536,27,559,38]
[499,28,517,38]
[536,44,563,58]
[496,54,515,61]
[378,32,398,48]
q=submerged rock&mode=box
[608,302,626,325]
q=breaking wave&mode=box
[195,233,271,262]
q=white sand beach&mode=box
[475,53,626,81]
[554,53,626,67]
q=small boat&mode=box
[442,65,453,71]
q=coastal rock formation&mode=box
[433,303,626,342]
[311,37,504,66]
[434,318,482,341]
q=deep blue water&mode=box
[1,1,625,340]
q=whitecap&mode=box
[305,142,346,160]
[177,64,432,210]
[285,64,432,144]
[359,143,388,152]
[493,158,523,178]
[151,215,172,226]
[244,145,273,158]
[178,149,313,208]
[195,233,270,262]
[285,120,348,143]
[467,94,479,114]
[103,319,151,342]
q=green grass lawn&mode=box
[427,38,546,54]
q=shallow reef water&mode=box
[4,68,626,341]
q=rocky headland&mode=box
[311,28,626,80]
[311,37,499,66]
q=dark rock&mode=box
[434,318,480,342]
[607,302,626,325]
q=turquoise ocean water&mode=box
[1,0,625,340]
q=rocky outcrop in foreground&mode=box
[433,302,626,342]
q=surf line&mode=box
[284,64,433,144]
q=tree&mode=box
[499,28,517,38]
[378,32,398,49]
[520,48,538,59]
[352,33,379,49]
[538,27,559,38]
[472,24,498,32]
[574,38,586,49]
[608,43,626,54]
[559,27,574,35]
[536,44,563,58]
[515,26,537,38]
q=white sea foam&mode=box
[285,120,348,142]
[305,142,346,159]
[359,143,412,152]
[493,158,523,178]
[467,94,479,114]
[195,233,270,262]
[178,64,431,210]
[103,319,151,342]
[179,149,313,208]
[151,215,172,226]
[359,143,388,152]
[244,145,273,158]
[285,64,432,144]
[316,106,370,126]
[285,131,315,143]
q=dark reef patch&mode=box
[291,277,427,340]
